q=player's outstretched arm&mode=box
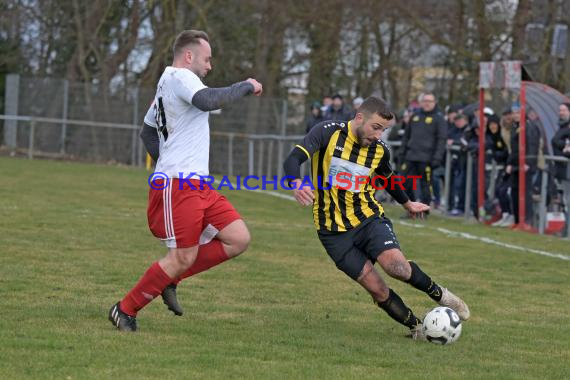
[192,78,262,112]
[376,174,430,218]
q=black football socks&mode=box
[406,261,443,302]
[377,289,421,329]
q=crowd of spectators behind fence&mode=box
[305,94,570,230]
[305,94,363,133]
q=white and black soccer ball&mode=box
[422,307,462,345]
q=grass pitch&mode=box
[0,157,569,379]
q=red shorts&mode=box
[147,178,242,248]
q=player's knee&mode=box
[173,247,198,269]
[231,226,250,255]
[237,228,251,252]
[220,221,250,257]
[385,258,411,281]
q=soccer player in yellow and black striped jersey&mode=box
[283,96,470,340]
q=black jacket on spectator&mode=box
[551,119,570,180]
[448,125,465,145]
[387,120,406,169]
[465,126,494,163]
[447,125,469,169]
[487,120,509,165]
[306,114,324,133]
[507,120,540,171]
[401,109,447,166]
[324,105,352,122]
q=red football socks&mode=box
[120,262,174,317]
[174,240,229,285]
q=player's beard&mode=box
[355,124,370,147]
[189,65,208,79]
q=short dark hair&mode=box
[332,94,343,100]
[358,96,394,120]
[446,104,462,114]
[173,30,210,57]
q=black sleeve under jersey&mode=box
[283,148,307,180]
[374,142,409,204]
[140,123,160,162]
[140,121,169,162]
[283,121,343,179]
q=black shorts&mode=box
[317,215,400,280]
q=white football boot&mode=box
[438,288,471,321]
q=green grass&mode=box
[0,157,569,380]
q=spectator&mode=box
[400,92,447,206]
[487,115,509,162]
[324,94,353,122]
[486,115,513,227]
[500,108,514,153]
[464,118,495,218]
[351,96,364,118]
[445,104,462,129]
[527,106,546,196]
[408,99,420,113]
[469,107,494,130]
[447,113,469,215]
[432,104,462,209]
[528,108,540,122]
[551,102,570,181]
[387,109,411,170]
[305,101,324,133]
[321,95,333,114]
[506,104,541,226]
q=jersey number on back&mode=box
[154,97,167,133]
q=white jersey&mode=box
[144,66,209,179]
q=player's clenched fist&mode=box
[246,78,263,96]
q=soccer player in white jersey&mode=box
[109,30,262,332]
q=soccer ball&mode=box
[422,307,462,345]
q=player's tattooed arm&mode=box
[192,82,255,111]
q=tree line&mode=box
[2,0,570,111]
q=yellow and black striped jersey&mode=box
[296,120,394,232]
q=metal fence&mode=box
[393,142,570,237]
[538,156,570,237]
[2,74,302,166]
[0,114,310,178]
[442,149,570,237]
